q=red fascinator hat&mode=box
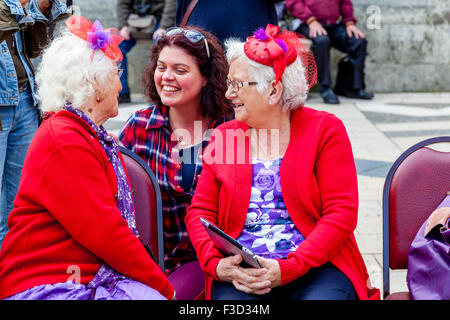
[244,24,317,88]
[65,16,124,61]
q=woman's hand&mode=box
[216,254,272,295]
[257,257,282,289]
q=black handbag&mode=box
[334,56,365,96]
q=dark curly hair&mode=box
[142,26,233,120]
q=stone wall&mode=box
[352,0,450,92]
[69,0,450,93]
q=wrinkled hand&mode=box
[346,24,365,39]
[216,255,272,295]
[308,20,327,38]
[152,28,166,41]
[120,26,131,41]
[257,257,282,289]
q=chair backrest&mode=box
[382,136,450,297]
[119,146,165,272]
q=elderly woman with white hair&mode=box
[185,24,380,300]
[0,16,174,300]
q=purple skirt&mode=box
[4,278,167,300]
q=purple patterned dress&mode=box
[237,158,305,259]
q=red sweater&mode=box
[0,111,174,300]
[185,107,380,300]
[286,0,357,26]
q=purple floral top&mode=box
[237,158,305,259]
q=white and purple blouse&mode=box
[237,158,305,259]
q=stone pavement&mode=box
[104,92,450,299]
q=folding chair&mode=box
[382,136,450,299]
[119,146,205,300]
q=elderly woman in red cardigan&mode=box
[185,24,380,300]
[0,17,174,300]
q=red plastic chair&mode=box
[382,136,450,300]
[119,146,205,300]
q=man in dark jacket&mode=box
[286,0,373,104]
[0,0,69,247]
[117,0,176,103]
[175,0,279,45]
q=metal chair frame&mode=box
[382,136,450,298]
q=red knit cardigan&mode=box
[185,107,380,300]
[0,111,174,300]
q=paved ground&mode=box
[105,92,450,298]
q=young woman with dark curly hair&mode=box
[119,26,232,280]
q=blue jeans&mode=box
[211,263,357,300]
[118,38,137,96]
[0,88,38,246]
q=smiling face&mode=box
[154,45,206,111]
[225,58,273,127]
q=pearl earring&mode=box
[96,96,101,103]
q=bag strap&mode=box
[180,0,199,27]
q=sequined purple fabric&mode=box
[4,279,166,300]
[237,158,305,259]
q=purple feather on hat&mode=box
[276,39,288,53]
[87,20,111,51]
[253,27,268,41]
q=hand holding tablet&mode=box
[200,217,262,268]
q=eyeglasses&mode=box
[165,27,211,58]
[226,79,258,93]
[116,61,124,77]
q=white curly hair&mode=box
[36,30,118,113]
[224,38,309,111]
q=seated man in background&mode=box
[286,0,373,104]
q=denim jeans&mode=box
[118,38,137,96]
[211,262,357,300]
[0,87,38,246]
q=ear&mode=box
[88,79,101,97]
[267,80,283,106]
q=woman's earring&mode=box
[96,96,101,103]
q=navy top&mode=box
[179,143,203,193]
[176,0,279,44]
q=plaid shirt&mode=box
[119,104,226,274]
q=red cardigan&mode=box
[0,111,174,300]
[185,107,380,300]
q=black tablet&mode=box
[200,217,262,268]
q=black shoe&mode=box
[118,93,131,104]
[344,89,374,100]
[320,87,340,104]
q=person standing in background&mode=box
[117,0,176,103]
[0,0,70,248]
[175,0,279,45]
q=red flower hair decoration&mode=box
[244,24,317,88]
[65,16,124,62]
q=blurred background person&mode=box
[0,16,174,300]
[119,26,232,275]
[175,0,279,45]
[286,0,373,104]
[0,0,69,248]
[117,0,176,103]
[185,24,380,300]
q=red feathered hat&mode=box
[65,16,124,61]
[244,24,317,88]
